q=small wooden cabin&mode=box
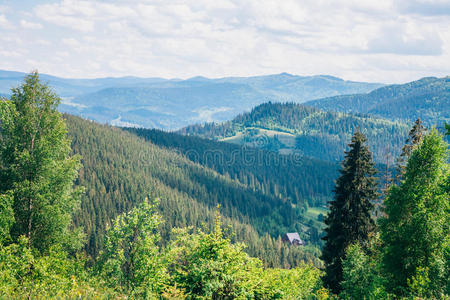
[282,232,304,246]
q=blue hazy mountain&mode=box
[0,69,170,97]
[0,70,383,129]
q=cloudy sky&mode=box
[0,0,449,83]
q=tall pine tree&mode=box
[321,130,378,294]
[0,72,83,253]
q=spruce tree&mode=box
[395,118,426,181]
[321,130,378,294]
[0,71,83,253]
[380,130,449,297]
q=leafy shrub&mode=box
[256,263,323,299]
[168,211,263,299]
[0,236,116,298]
[96,198,168,298]
[340,243,387,300]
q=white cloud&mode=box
[20,20,43,29]
[0,14,13,29]
[0,0,447,83]
[367,24,443,55]
[35,1,95,32]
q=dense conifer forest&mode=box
[179,102,410,163]
[66,114,328,265]
[305,76,449,126]
[0,73,448,298]
[125,127,337,206]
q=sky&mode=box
[0,0,449,83]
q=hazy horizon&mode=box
[1,0,449,83]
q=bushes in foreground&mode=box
[0,237,116,298]
[0,202,327,299]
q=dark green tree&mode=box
[0,192,14,244]
[0,72,83,253]
[321,130,378,294]
[380,130,449,297]
[395,118,426,181]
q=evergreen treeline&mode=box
[179,102,409,163]
[306,76,450,126]
[125,127,337,207]
[321,127,449,298]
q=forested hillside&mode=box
[179,102,409,163]
[125,127,337,207]
[305,76,450,126]
[1,72,448,299]
[66,115,328,266]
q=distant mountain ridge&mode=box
[304,76,449,126]
[0,69,171,96]
[0,70,383,129]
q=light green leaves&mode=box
[381,129,449,297]
[97,198,167,297]
[0,72,82,253]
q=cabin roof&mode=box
[285,232,302,243]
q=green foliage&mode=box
[307,76,450,126]
[340,242,387,300]
[97,197,168,297]
[126,126,336,208]
[168,211,263,299]
[66,115,322,267]
[256,263,324,299]
[0,192,14,244]
[395,118,427,181]
[380,129,449,298]
[165,211,326,300]
[179,102,409,164]
[407,266,433,299]
[3,72,448,299]
[0,72,332,298]
[0,236,117,298]
[0,72,83,253]
[321,131,378,294]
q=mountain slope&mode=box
[215,73,383,101]
[179,102,409,163]
[68,83,266,129]
[65,115,334,266]
[125,127,337,207]
[304,76,450,126]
